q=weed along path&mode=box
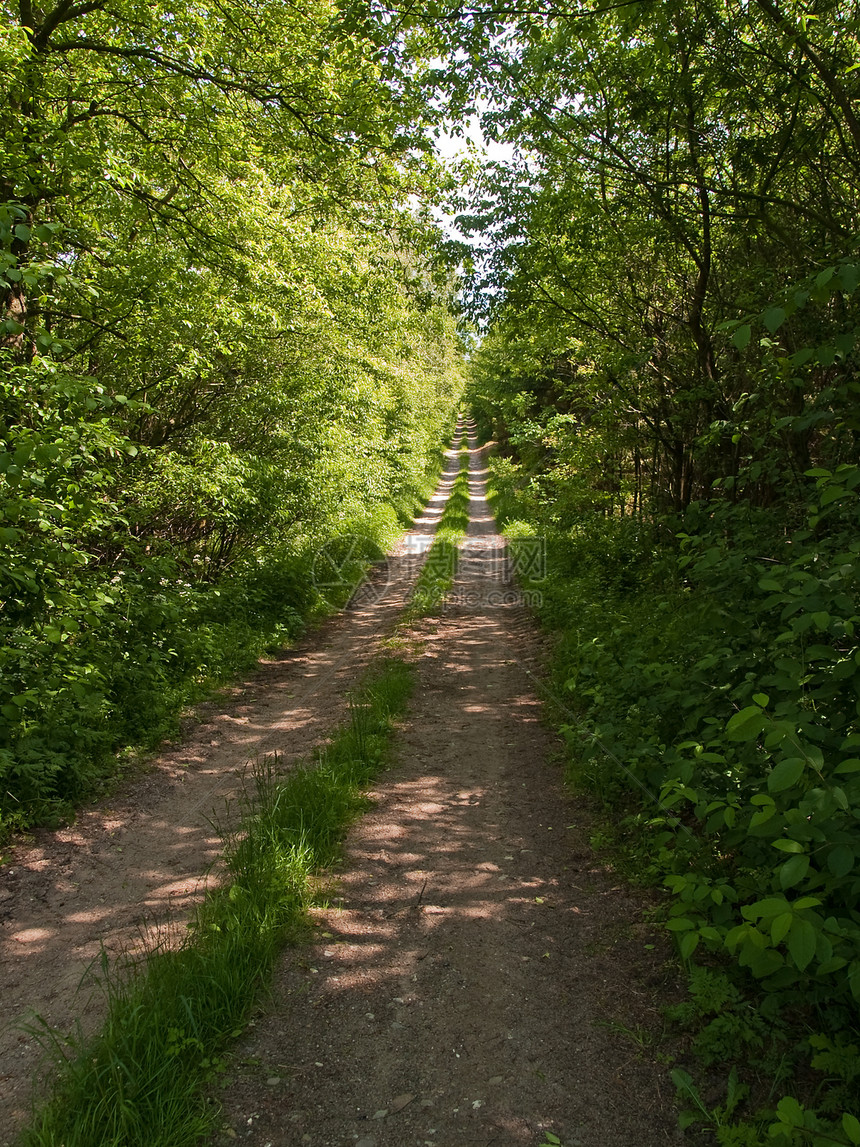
[211,425,682,1147]
[0,443,466,1142]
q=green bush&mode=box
[483,441,860,1138]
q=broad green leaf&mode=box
[838,264,860,294]
[819,486,846,507]
[727,706,767,741]
[816,267,836,289]
[771,911,793,945]
[743,897,790,920]
[768,758,805,792]
[788,918,816,971]
[817,957,847,975]
[763,307,786,333]
[775,1096,805,1126]
[779,854,809,889]
[758,577,783,591]
[750,807,776,828]
[679,931,699,959]
[745,946,784,978]
[665,917,696,931]
[833,787,850,811]
[772,838,804,853]
[827,845,854,877]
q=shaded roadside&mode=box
[210,423,684,1146]
[0,432,467,1143]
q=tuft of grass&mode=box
[407,441,472,616]
[20,657,413,1147]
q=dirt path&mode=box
[210,425,683,1146]
[0,439,467,1143]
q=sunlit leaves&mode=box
[0,0,466,835]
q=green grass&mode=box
[407,441,471,616]
[19,657,414,1147]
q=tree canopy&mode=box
[0,0,467,833]
[440,3,860,1137]
[449,0,858,514]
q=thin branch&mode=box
[47,38,335,142]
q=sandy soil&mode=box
[209,426,685,1147]
[0,440,465,1142]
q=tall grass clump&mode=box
[20,657,413,1147]
[408,441,472,615]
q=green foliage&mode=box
[20,656,413,1147]
[665,968,789,1072]
[0,0,467,836]
[480,442,860,1139]
[671,1066,750,1137]
[456,0,860,515]
[450,0,860,1138]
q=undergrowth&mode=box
[18,656,414,1147]
[0,442,446,843]
[485,447,860,1146]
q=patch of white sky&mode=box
[422,41,556,247]
[419,105,523,328]
[427,101,520,247]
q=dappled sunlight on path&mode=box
[211,419,681,1147]
[0,435,467,1142]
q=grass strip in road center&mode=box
[20,657,414,1147]
[407,440,471,616]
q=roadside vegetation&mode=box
[463,1,860,1140]
[20,656,414,1147]
[0,0,465,840]
[487,457,860,1144]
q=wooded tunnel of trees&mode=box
[0,0,468,832]
[2,0,860,1141]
